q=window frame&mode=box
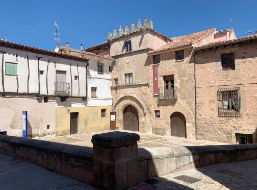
[125,41,132,52]
[101,109,106,118]
[221,53,235,70]
[97,63,104,74]
[217,87,240,117]
[91,87,97,98]
[155,110,160,118]
[125,73,133,85]
[153,55,160,64]
[5,62,18,76]
[114,78,118,86]
[175,50,184,60]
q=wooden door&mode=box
[110,112,116,130]
[170,112,186,137]
[164,76,174,99]
[123,105,139,131]
[70,112,78,134]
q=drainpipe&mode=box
[86,61,88,101]
[194,53,198,140]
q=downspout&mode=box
[0,51,6,93]
[194,53,198,140]
[37,57,42,94]
[86,61,88,101]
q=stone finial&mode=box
[149,18,153,29]
[131,22,135,31]
[108,31,112,39]
[119,26,123,35]
[144,17,148,28]
[125,24,129,34]
[113,29,117,37]
[137,19,142,30]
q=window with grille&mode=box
[125,73,133,84]
[153,55,160,64]
[155,110,160,118]
[217,87,240,117]
[5,62,17,76]
[221,53,235,70]
[98,64,104,74]
[176,50,184,60]
[91,87,97,98]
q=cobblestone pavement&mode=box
[130,159,257,190]
[0,153,98,190]
[36,130,229,147]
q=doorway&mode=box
[70,112,78,134]
[123,105,139,131]
[170,112,186,137]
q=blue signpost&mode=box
[22,111,27,138]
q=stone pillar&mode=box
[119,26,123,35]
[92,131,140,190]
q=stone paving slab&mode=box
[130,159,257,190]
[36,130,229,148]
[0,153,98,190]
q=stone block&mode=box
[56,160,71,177]
[84,169,94,186]
[245,150,257,160]
[36,150,48,168]
[0,147,4,154]
[70,165,85,183]
[215,153,230,164]
[115,162,128,189]
[22,147,30,160]
[127,159,140,187]
[29,148,37,163]
[101,162,115,190]
[47,152,57,171]
[114,143,138,163]
[93,158,102,188]
[166,157,176,172]
[176,156,190,169]
[137,159,148,182]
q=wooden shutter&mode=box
[130,74,133,84]
[91,87,97,98]
[13,63,17,75]
[5,63,10,75]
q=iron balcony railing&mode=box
[54,82,70,95]
[158,87,177,100]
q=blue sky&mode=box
[0,0,256,51]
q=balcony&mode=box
[158,87,177,100]
[54,82,70,96]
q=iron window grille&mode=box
[217,87,240,117]
[221,53,235,70]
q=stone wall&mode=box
[195,41,257,143]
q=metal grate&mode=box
[174,175,201,184]
[217,87,240,117]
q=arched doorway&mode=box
[123,105,139,131]
[170,112,186,137]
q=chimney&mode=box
[66,42,70,55]
[5,35,8,41]
[80,44,83,51]
[255,31,257,35]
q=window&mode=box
[109,66,112,72]
[159,75,176,99]
[101,109,106,117]
[5,62,17,75]
[44,97,48,103]
[221,53,235,70]
[125,41,132,52]
[153,55,160,64]
[125,73,133,84]
[176,50,184,60]
[91,87,97,98]
[217,87,240,117]
[40,70,44,75]
[114,78,118,86]
[47,125,50,129]
[98,64,104,74]
[74,76,78,80]
[155,110,160,118]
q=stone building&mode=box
[194,34,257,143]
[86,17,237,139]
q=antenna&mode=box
[244,30,253,36]
[53,21,61,47]
[230,18,232,29]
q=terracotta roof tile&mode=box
[59,46,114,60]
[148,28,215,54]
[0,40,89,62]
[84,41,110,52]
[194,34,257,50]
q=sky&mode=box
[0,0,256,51]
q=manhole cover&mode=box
[133,184,156,190]
[144,178,160,185]
[174,175,201,184]
[216,170,239,177]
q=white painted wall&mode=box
[0,46,88,97]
